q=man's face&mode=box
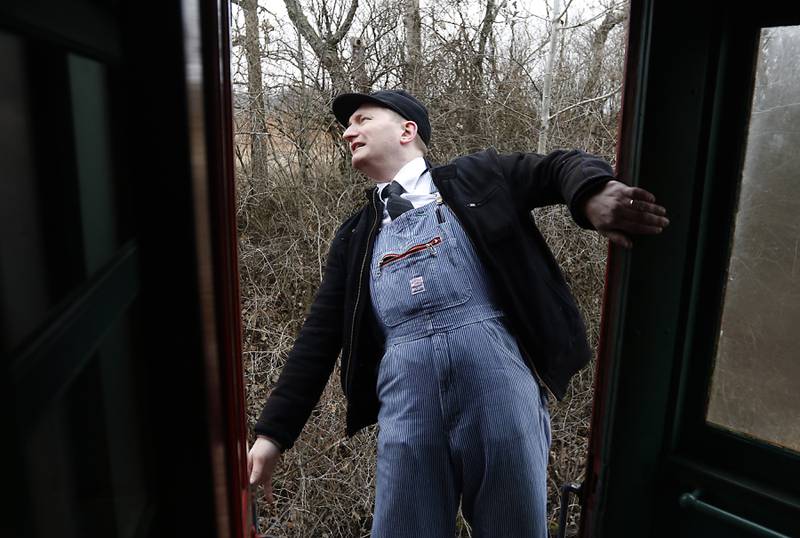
[342,104,407,181]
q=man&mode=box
[248,90,668,536]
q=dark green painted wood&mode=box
[591,2,800,537]
[595,2,721,535]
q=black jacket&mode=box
[255,148,614,450]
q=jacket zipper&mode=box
[344,190,381,398]
[378,236,442,270]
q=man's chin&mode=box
[350,157,382,182]
[351,153,368,172]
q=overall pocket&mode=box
[372,231,473,327]
[480,316,532,376]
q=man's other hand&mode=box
[248,436,282,503]
[583,180,669,248]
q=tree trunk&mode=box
[402,0,422,93]
[583,9,626,97]
[538,0,562,154]
[350,36,370,93]
[465,0,503,152]
[241,0,268,179]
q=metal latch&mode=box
[556,481,582,538]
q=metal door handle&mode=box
[679,490,790,538]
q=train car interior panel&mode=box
[1,1,247,537]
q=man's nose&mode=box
[342,124,356,140]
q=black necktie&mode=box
[381,181,414,221]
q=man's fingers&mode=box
[621,207,670,229]
[630,199,668,217]
[601,197,669,234]
[249,459,262,486]
[249,455,278,504]
[618,222,665,235]
[248,437,282,506]
[250,463,275,504]
[625,186,657,203]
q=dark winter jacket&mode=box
[255,147,614,450]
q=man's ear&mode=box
[399,120,419,146]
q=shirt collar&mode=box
[376,156,429,197]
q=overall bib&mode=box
[369,197,551,538]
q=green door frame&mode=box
[581,2,800,537]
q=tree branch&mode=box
[331,0,359,44]
[550,86,622,120]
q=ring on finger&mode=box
[629,198,636,209]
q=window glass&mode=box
[1,34,126,354]
[706,25,800,454]
[69,53,118,275]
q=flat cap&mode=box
[332,89,431,145]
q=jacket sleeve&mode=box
[254,223,350,450]
[497,149,615,229]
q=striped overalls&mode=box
[369,195,551,537]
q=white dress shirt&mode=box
[376,157,436,225]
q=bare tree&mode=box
[464,0,505,150]
[474,0,504,85]
[582,8,626,97]
[234,0,269,180]
[282,0,359,94]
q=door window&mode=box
[707,25,800,455]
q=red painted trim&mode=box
[579,2,648,536]
[198,0,251,536]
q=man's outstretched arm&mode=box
[496,149,668,246]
